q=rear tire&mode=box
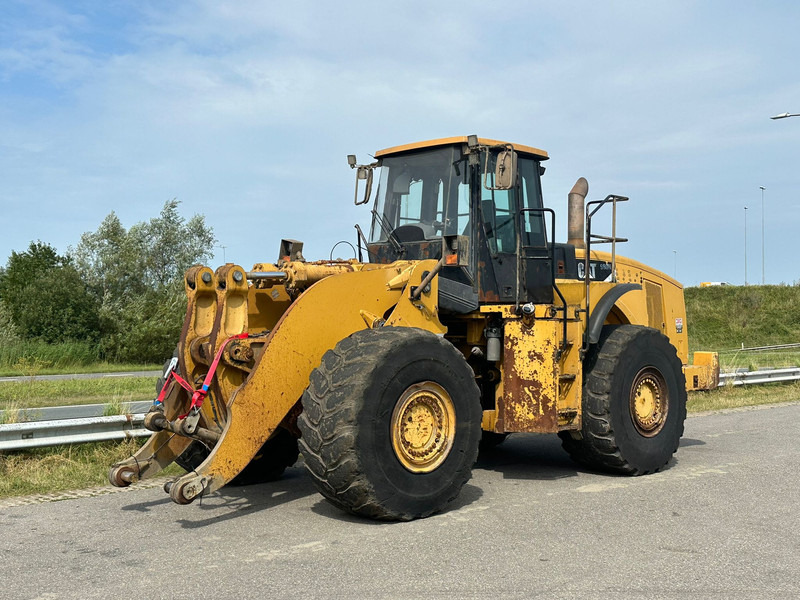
[228,428,299,486]
[298,327,482,521]
[155,348,179,394]
[174,431,298,485]
[479,431,509,450]
[559,325,686,475]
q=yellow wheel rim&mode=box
[629,367,669,437]
[391,382,456,473]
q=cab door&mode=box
[475,154,553,304]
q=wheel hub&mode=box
[391,382,456,473]
[629,368,668,437]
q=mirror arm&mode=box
[353,161,379,206]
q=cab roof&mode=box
[375,136,549,160]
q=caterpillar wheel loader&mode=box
[109,135,719,521]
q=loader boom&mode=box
[110,259,445,502]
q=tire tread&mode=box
[298,327,480,521]
[559,325,686,475]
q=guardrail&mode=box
[0,402,152,451]
[718,343,800,354]
[718,367,800,387]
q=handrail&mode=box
[583,195,629,353]
[518,207,568,357]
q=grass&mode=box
[0,375,174,498]
[0,361,158,378]
[688,382,800,413]
[685,284,800,353]
[0,377,155,412]
[0,439,182,500]
[685,285,800,373]
[0,340,98,373]
[716,349,800,372]
[0,338,157,377]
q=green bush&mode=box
[0,242,101,343]
[14,267,100,343]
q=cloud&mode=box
[1,1,799,286]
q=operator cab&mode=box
[361,136,556,311]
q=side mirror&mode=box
[355,166,374,205]
[349,154,378,206]
[493,149,517,190]
[482,146,518,191]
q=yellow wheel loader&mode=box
[109,135,719,520]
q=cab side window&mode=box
[481,156,545,254]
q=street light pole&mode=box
[760,186,766,285]
[770,112,800,120]
[673,250,677,279]
[744,206,748,286]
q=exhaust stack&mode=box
[567,177,589,249]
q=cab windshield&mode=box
[369,147,468,243]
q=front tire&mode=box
[298,327,482,521]
[559,325,687,475]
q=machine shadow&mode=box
[475,433,582,481]
[307,482,485,524]
[120,466,317,528]
[679,437,706,447]
[176,467,318,529]
[122,432,695,527]
[479,432,692,479]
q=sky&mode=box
[1,0,799,287]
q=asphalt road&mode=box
[1,403,798,600]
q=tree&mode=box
[73,200,215,296]
[14,267,101,342]
[0,241,62,307]
[71,200,216,363]
[0,241,100,343]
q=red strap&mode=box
[155,334,250,420]
[171,371,195,393]
[186,334,249,415]
[154,366,195,405]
